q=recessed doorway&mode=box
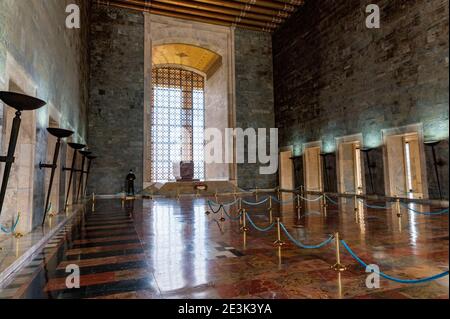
[384,129,427,199]
[303,143,323,192]
[279,147,294,200]
[337,135,365,195]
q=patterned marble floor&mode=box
[0,194,448,299]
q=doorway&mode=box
[337,138,364,195]
[279,147,294,200]
[303,145,323,192]
[385,132,425,198]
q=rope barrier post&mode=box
[331,232,346,272]
[220,208,226,222]
[177,189,181,201]
[273,218,285,247]
[300,185,305,198]
[353,194,359,213]
[240,209,248,249]
[396,197,402,218]
[322,191,328,208]
[255,186,259,201]
[91,193,96,213]
[296,194,301,210]
[277,187,281,201]
[121,193,125,209]
[268,196,273,223]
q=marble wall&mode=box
[273,0,449,199]
[0,0,90,233]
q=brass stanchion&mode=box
[255,186,259,201]
[240,209,248,249]
[354,194,359,213]
[396,197,402,217]
[220,209,226,222]
[322,192,328,208]
[92,192,96,213]
[277,187,281,200]
[273,218,285,247]
[238,197,242,211]
[214,189,218,203]
[331,232,346,272]
[269,196,273,210]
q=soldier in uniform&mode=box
[126,169,136,196]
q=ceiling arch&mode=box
[152,43,222,78]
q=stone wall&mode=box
[273,0,449,199]
[0,0,90,232]
[87,6,144,195]
[235,28,277,189]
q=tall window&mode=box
[151,67,205,182]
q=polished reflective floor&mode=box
[0,194,448,299]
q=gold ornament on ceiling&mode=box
[153,43,222,78]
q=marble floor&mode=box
[0,194,448,299]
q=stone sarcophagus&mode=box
[173,161,198,181]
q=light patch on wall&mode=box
[37,107,47,129]
[363,130,382,148]
[424,120,449,141]
[152,43,222,78]
[293,143,303,156]
[322,137,336,153]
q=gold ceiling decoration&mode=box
[94,0,305,32]
[153,44,222,78]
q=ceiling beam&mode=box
[120,0,279,29]
[190,0,290,18]
[95,0,275,32]
[151,0,285,23]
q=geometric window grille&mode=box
[150,67,205,182]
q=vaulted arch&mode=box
[152,43,222,79]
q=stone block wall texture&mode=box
[0,0,90,230]
[235,28,277,189]
[273,0,449,199]
[87,6,144,195]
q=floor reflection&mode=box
[0,194,448,299]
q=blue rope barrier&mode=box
[280,223,334,249]
[242,197,269,206]
[245,213,276,232]
[358,199,393,210]
[223,206,243,221]
[341,240,449,284]
[207,198,239,207]
[324,195,339,205]
[299,195,324,202]
[0,214,20,234]
[237,187,254,193]
[271,196,295,205]
[400,203,449,216]
[207,201,223,214]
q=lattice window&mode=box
[150,67,205,182]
